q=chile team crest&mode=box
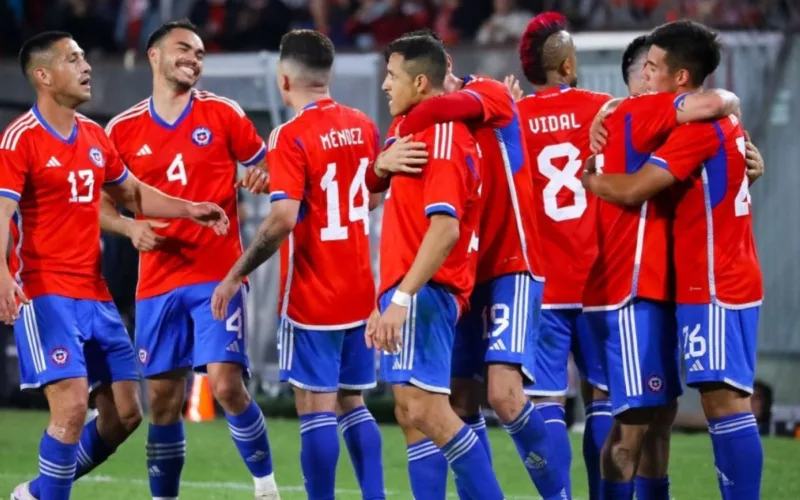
[191,126,212,147]
[89,147,105,167]
[51,347,69,366]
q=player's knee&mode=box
[209,374,249,410]
[118,402,143,435]
[449,378,482,417]
[699,383,752,419]
[405,395,436,431]
[336,389,364,415]
[486,377,525,422]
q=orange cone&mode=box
[185,374,215,422]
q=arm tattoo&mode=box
[230,229,282,279]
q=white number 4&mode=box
[320,158,370,241]
[734,137,751,217]
[68,169,94,203]
[167,153,188,186]
[226,307,243,339]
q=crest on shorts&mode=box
[89,147,105,167]
[646,374,664,393]
[138,348,148,364]
[191,126,212,147]
[51,347,69,366]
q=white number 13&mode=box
[68,169,94,203]
[320,157,370,241]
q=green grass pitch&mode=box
[1,410,798,499]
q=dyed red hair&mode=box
[518,12,569,85]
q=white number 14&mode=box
[320,158,370,241]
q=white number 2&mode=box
[537,142,586,222]
[320,157,370,241]
[734,137,751,217]
[68,169,94,203]
[167,153,188,186]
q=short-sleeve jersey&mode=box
[460,75,542,285]
[651,115,762,307]
[0,107,129,301]
[379,120,482,310]
[268,99,379,328]
[583,92,683,310]
[106,90,265,300]
[518,86,612,307]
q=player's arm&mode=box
[744,132,764,185]
[0,145,29,322]
[675,89,740,124]
[398,91,484,136]
[98,192,169,252]
[227,104,270,194]
[582,160,676,206]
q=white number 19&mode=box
[320,157,370,241]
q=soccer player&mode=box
[382,33,567,500]
[583,20,764,500]
[365,35,503,500]
[101,21,278,500]
[578,32,741,500]
[511,13,613,498]
[4,31,228,500]
[210,30,385,500]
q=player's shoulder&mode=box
[621,91,678,110]
[417,121,474,159]
[572,88,614,106]
[338,103,376,128]
[76,113,106,135]
[464,74,503,92]
[0,110,39,152]
[105,98,149,136]
[267,115,304,152]
[193,89,246,118]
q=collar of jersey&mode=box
[302,98,334,111]
[32,104,78,145]
[529,84,572,96]
[148,91,194,130]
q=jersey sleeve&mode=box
[267,125,307,202]
[0,138,30,202]
[421,124,472,219]
[104,138,130,186]
[383,117,403,150]
[462,77,514,128]
[624,92,681,147]
[225,104,266,167]
[650,124,719,181]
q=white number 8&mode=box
[537,142,587,222]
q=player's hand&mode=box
[186,202,229,236]
[375,136,428,176]
[503,74,523,102]
[0,272,28,325]
[744,131,764,184]
[375,302,406,353]
[581,155,599,190]
[211,276,239,321]
[364,308,381,349]
[127,220,169,252]
[235,165,270,194]
[589,108,614,154]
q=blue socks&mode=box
[708,412,763,500]
[146,422,186,499]
[537,402,572,497]
[634,476,671,500]
[30,418,115,498]
[584,399,613,500]
[226,400,274,478]
[462,414,492,463]
[601,479,634,500]
[299,412,340,500]
[37,432,77,500]
[338,406,385,499]
[407,439,448,500]
[442,425,504,500]
[503,401,566,500]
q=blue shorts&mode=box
[135,281,249,377]
[379,284,459,394]
[452,273,541,384]
[15,295,139,391]
[585,299,683,415]
[278,320,377,393]
[525,309,608,397]
[677,303,759,393]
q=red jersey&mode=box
[651,115,763,307]
[0,107,129,301]
[460,76,542,284]
[268,99,379,328]
[106,90,265,299]
[379,120,481,310]
[518,86,612,307]
[583,92,683,310]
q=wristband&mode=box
[391,290,412,307]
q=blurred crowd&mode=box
[1,0,799,57]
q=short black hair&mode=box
[19,31,72,76]
[384,36,448,89]
[279,30,335,72]
[400,29,443,44]
[146,19,200,51]
[621,35,649,85]
[646,20,722,87]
